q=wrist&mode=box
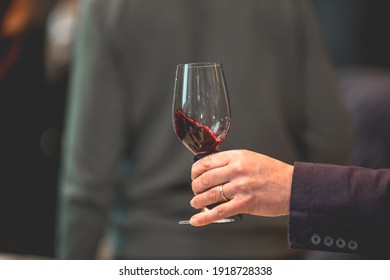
[284,164,294,216]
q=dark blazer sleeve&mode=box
[289,162,390,255]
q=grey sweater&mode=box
[56,0,353,259]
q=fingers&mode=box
[191,183,232,209]
[191,151,229,180]
[190,200,242,226]
[191,151,237,195]
[192,167,231,197]
[189,149,294,225]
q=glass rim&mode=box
[176,62,222,68]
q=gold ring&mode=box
[219,184,229,202]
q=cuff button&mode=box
[336,238,346,249]
[348,240,358,250]
[324,236,334,247]
[311,234,321,245]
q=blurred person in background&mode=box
[1,0,64,258]
[56,0,353,260]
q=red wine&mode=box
[174,109,223,154]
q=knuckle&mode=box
[202,154,213,169]
[234,178,248,192]
[191,181,198,194]
[207,188,219,202]
[216,206,226,219]
[200,172,211,186]
[230,160,245,174]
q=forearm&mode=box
[289,162,390,254]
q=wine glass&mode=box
[172,62,235,224]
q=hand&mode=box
[190,150,293,226]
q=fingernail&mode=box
[190,198,195,207]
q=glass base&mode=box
[179,206,235,224]
[179,218,235,225]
